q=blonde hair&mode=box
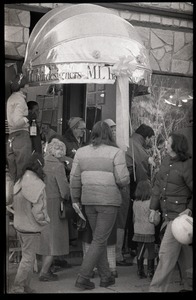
[46,138,66,158]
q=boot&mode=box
[147,259,155,280]
[137,258,147,279]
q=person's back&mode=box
[13,170,49,233]
[11,153,50,294]
[132,180,156,280]
[71,144,129,206]
[70,121,130,290]
[133,199,155,236]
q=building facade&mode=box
[4,2,193,135]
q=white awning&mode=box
[22,3,151,88]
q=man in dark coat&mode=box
[63,117,87,248]
[27,101,43,154]
[124,124,155,260]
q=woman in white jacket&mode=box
[11,153,50,293]
[70,121,130,290]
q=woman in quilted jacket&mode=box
[11,153,50,293]
[149,132,192,292]
[70,121,130,290]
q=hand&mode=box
[179,208,192,217]
[72,202,81,214]
[149,209,156,223]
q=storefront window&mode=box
[130,73,193,139]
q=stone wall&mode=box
[4,2,193,76]
[4,7,30,58]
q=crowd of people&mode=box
[6,74,193,293]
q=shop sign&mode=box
[26,63,116,85]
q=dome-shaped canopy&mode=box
[23,3,151,87]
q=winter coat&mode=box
[70,144,130,206]
[7,91,29,134]
[63,128,84,159]
[133,199,155,235]
[126,132,151,182]
[13,170,50,233]
[30,123,42,154]
[150,155,192,221]
[36,154,70,256]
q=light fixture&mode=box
[165,99,182,107]
[164,99,176,106]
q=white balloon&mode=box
[171,215,193,245]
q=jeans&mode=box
[12,232,40,293]
[79,205,118,281]
[116,228,125,261]
[149,221,193,292]
[7,130,32,183]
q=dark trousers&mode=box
[123,200,137,251]
[7,130,32,183]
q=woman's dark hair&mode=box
[135,124,155,139]
[135,180,151,201]
[27,101,38,110]
[156,134,165,146]
[90,121,117,147]
[19,153,45,181]
[169,132,190,161]
[10,73,27,93]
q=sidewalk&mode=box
[5,252,188,294]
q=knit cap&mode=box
[104,119,116,127]
[68,117,82,129]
